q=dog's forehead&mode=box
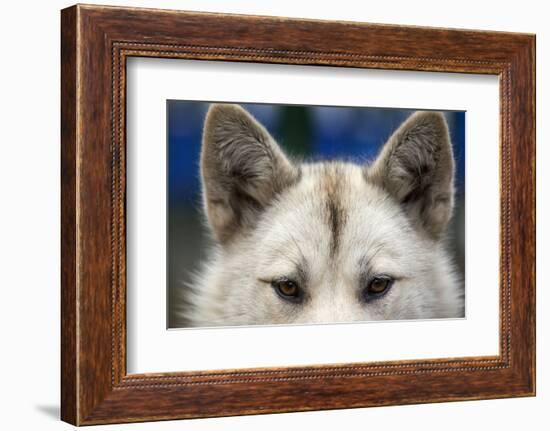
[293,161,397,228]
[257,162,413,266]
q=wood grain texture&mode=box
[60,4,536,425]
[60,6,78,425]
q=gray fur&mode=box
[201,104,299,243]
[366,111,455,238]
[180,104,464,327]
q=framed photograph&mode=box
[61,4,536,425]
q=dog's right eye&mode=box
[271,278,303,303]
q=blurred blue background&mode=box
[167,101,465,327]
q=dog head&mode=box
[194,104,462,326]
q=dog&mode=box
[180,103,464,327]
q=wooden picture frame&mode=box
[61,4,536,425]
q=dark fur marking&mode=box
[322,164,348,257]
[327,198,341,255]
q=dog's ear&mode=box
[201,104,299,243]
[367,111,455,238]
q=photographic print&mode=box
[61,6,535,424]
[168,101,466,328]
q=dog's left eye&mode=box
[363,276,394,301]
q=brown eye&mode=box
[272,278,302,302]
[364,276,394,300]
